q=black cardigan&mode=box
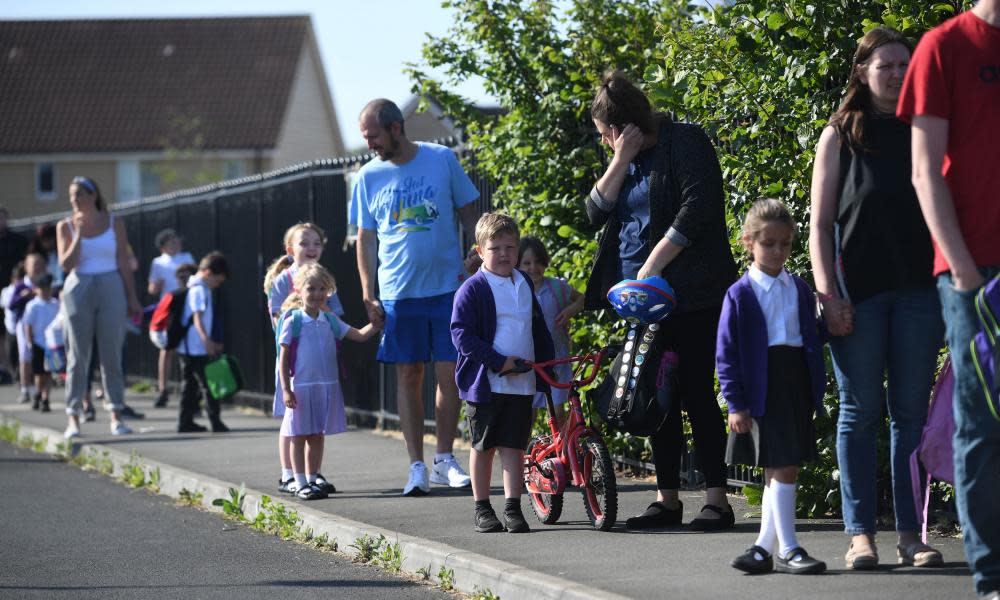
[583,115,738,314]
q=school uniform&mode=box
[716,267,826,467]
[451,268,555,451]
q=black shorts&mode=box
[466,393,533,452]
[31,344,46,375]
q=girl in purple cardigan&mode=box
[717,199,829,575]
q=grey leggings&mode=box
[61,271,126,415]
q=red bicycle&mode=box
[504,348,618,531]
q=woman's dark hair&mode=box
[590,70,655,134]
[71,175,107,211]
[27,223,57,254]
[518,235,549,266]
[829,27,911,152]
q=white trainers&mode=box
[402,461,430,496]
[430,455,472,488]
[64,423,80,439]
[110,421,133,435]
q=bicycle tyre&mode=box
[526,437,563,525]
[580,436,617,531]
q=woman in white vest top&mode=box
[56,176,142,438]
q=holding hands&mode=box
[728,409,753,435]
[821,295,855,336]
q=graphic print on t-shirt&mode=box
[371,175,441,233]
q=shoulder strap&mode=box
[322,311,339,335]
[291,309,303,339]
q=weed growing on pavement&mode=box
[178,488,204,506]
[146,466,161,492]
[129,381,155,393]
[471,586,500,600]
[0,418,19,442]
[416,564,431,581]
[17,432,36,449]
[251,496,303,540]
[350,533,384,564]
[376,537,402,573]
[213,484,247,520]
[53,440,72,460]
[437,565,455,591]
[76,448,113,475]
[120,451,147,488]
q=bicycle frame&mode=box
[523,348,611,491]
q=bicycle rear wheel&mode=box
[580,436,617,531]
[526,437,563,525]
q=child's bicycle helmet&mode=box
[607,276,677,324]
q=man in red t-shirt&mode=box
[898,2,1000,596]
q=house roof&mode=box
[0,17,311,154]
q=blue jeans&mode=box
[938,267,1000,596]
[831,288,944,535]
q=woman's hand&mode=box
[283,390,297,409]
[728,410,752,434]
[611,123,644,165]
[71,211,86,233]
[821,296,854,336]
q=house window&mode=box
[117,160,141,202]
[35,163,56,201]
[140,164,161,198]
[224,160,245,180]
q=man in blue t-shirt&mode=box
[350,98,479,496]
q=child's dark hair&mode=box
[155,228,179,250]
[31,273,53,289]
[518,236,549,266]
[741,198,796,255]
[12,261,26,281]
[199,251,229,277]
[174,262,198,286]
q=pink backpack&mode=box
[909,358,954,544]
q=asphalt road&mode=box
[0,441,452,600]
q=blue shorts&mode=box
[377,291,457,364]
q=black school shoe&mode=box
[689,504,736,531]
[775,547,827,574]
[153,390,169,408]
[732,545,773,574]
[177,422,207,433]
[474,506,504,533]
[625,501,683,530]
[119,404,145,419]
[503,509,531,533]
[296,483,327,500]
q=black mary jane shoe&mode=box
[775,547,827,575]
[689,503,736,531]
[732,545,774,574]
[625,500,683,530]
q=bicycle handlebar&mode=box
[498,346,618,389]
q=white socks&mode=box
[754,484,777,555]
[294,473,308,488]
[307,473,317,484]
[281,468,293,481]
[772,481,800,558]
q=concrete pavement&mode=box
[0,386,976,599]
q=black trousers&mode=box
[650,305,728,490]
[178,354,220,426]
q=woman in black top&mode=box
[585,70,738,531]
[809,27,944,569]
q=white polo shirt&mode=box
[482,267,535,396]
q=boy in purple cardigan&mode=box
[451,213,554,533]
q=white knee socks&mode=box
[754,484,777,554]
[772,481,800,558]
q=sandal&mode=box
[845,539,879,570]
[897,541,943,567]
[296,483,327,501]
[689,504,735,531]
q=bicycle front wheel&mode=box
[580,436,617,531]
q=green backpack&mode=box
[205,354,245,401]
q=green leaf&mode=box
[766,11,788,30]
[556,225,575,238]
